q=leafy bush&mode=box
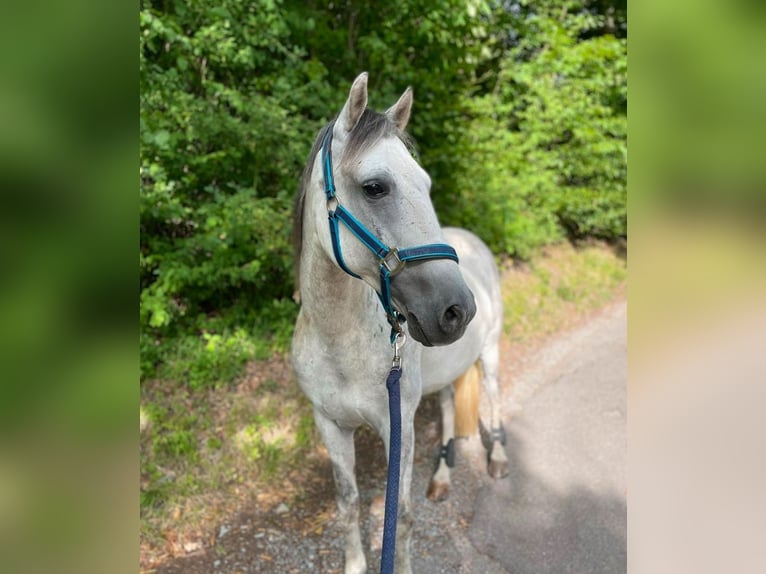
[438,1,627,255]
[139,0,325,380]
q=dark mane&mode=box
[291,108,413,300]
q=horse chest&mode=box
[293,327,390,422]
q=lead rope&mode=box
[380,331,405,574]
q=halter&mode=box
[320,122,459,341]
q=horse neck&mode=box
[298,221,382,339]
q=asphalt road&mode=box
[401,300,627,574]
[464,300,627,574]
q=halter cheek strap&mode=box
[320,123,459,340]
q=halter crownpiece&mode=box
[320,122,459,341]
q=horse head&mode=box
[314,72,476,346]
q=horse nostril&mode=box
[441,304,466,333]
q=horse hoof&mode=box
[488,459,509,479]
[426,481,450,502]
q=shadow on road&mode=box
[469,425,626,574]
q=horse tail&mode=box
[454,361,481,437]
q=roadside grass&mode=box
[139,240,626,568]
[139,357,318,565]
[502,241,626,345]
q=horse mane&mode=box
[291,108,414,301]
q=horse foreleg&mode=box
[313,409,366,574]
[480,344,510,478]
[427,386,455,501]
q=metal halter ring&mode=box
[326,196,339,215]
[381,248,406,276]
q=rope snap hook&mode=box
[392,331,406,370]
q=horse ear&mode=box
[385,87,413,131]
[337,72,368,133]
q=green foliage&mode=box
[438,0,627,255]
[502,242,627,341]
[140,0,627,383]
[505,4,627,242]
[140,0,326,381]
[161,328,257,390]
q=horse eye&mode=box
[362,182,388,198]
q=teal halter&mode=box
[320,122,459,341]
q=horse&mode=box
[291,72,509,574]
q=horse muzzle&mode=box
[393,266,476,346]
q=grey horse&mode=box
[292,72,508,574]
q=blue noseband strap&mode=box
[319,122,459,337]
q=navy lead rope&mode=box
[320,122,458,573]
[380,339,403,574]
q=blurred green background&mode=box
[0,1,135,573]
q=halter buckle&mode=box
[381,248,405,276]
[326,196,339,215]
